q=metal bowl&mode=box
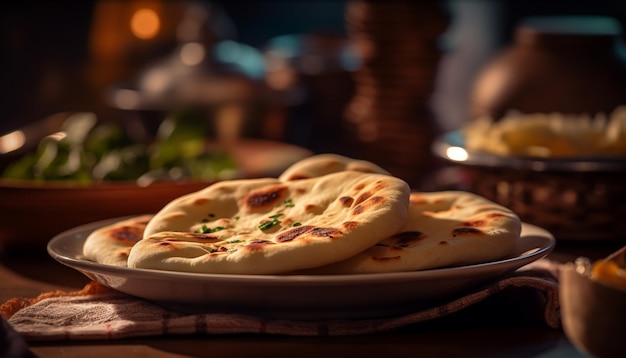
[432,130,626,172]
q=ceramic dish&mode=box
[560,249,626,358]
[0,180,210,250]
[48,217,555,320]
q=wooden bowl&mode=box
[0,179,212,250]
[560,259,626,358]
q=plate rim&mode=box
[46,216,556,319]
[47,216,556,285]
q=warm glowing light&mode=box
[180,42,205,66]
[48,132,67,141]
[130,9,160,39]
[446,146,469,161]
[141,68,170,93]
[0,130,26,154]
[265,65,296,91]
[113,89,141,110]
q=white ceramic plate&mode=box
[48,217,555,320]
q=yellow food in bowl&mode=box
[560,257,626,358]
[463,106,626,158]
[591,259,626,291]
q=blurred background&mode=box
[2,0,626,188]
[0,0,347,137]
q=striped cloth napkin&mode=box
[1,259,561,341]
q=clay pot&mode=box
[560,259,626,358]
[471,15,626,120]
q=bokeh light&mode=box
[130,8,160,39]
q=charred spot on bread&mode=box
[338,196,354,207]
[109,226,143,245]
[354,191,373,206]
[115,249,131,259]
[244,185,288,211]
[452,227,483,237]
[342,221,358,230]
[244,239,276,250]
[463,219,486,228]
[352,196,385,215]
[372,255,401,262]
[304,204,323,215]
[389,231,425,248]
[276,225,313,242]
[310,227,343,239]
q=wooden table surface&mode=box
[1,239,623,358]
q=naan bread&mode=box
[278,153,390,181]
[82,215,152,267]
[127,171,411,274]
[298,191,521,274]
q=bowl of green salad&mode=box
[0,111,310,249]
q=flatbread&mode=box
[278,153,390,181]
[126,170,411,274]
[297,191,521,274]
[82,215,153,267]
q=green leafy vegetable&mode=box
[258,213,285,231]
[198,225,226,234]
[1,111,238,184]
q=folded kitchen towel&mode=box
[1,259,561,341]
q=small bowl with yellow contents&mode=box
[560,247,626,358]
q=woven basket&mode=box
[466,166,626,241]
